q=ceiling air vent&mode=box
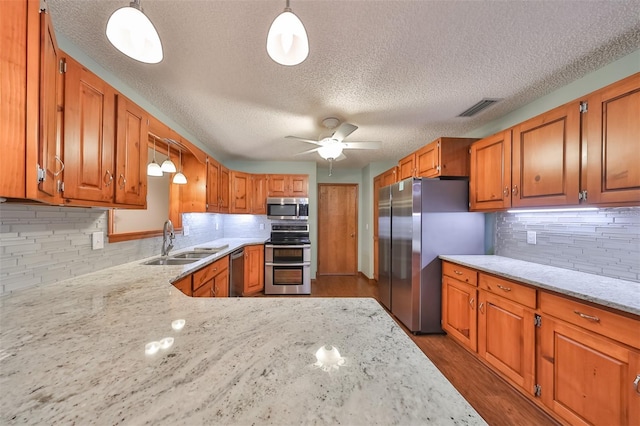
[458,98,502,117]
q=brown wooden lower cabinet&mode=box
[172,256,229,297]
[441,261,640,426]
[243,244,264,296]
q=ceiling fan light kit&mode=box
[267,0,309,66]
[106,0,163,64]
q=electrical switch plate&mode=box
[92,232,104,250]
[183,225,190,236]
[215,223,219,230]
[526,231,537,245]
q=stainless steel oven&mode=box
[264,223,311,295]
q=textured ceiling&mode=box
[48,0,640,169]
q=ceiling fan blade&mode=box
[342,141,382,150]
[294,147,321,156]
[334,152,347,162]
[286,135,321,145]
[332,122,358,142]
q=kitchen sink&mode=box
[170,251,212,259]
[143,257,199,266]
[192,244,229,253]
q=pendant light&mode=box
[266,0,309,66]
[172,150,187,185]
[106,0,163,64]
[147,136,163,176]
[161,142,177,173]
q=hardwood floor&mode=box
[301,275,561,426]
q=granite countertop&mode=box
[0,239,485,425]
[440,255,640,316]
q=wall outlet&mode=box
[183,225,190,236]
[526,231,537,245]
[259,223,265,230]
[92,232,104,250]
[215,223,219,230]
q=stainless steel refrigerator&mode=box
[378,178,485,333]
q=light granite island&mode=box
[1,239,485,425]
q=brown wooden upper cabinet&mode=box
[62,55,148,208]
[398,137,477,180]
[1,0,63,203]
[230,171,251,214]
[267,174,308,197]
[584,73,640,206]
[205,157,229,213]
[471,101,581,211]
[251,174,267,214]
[470,73,640,211]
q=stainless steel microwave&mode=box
[266,197,309,220]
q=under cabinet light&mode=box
[507,207,599,213]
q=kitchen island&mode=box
[0,240,485,425]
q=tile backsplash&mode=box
[0,203,271,295]
[495,207,640,282]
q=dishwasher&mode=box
[230,248,244,297]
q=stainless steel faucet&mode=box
[161,219,175,256]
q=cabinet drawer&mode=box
[479,274,536,309]
[443,262,477,286]
[192,256,229,291]
[540,291,640,349]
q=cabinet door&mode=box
[441,276,477,352]
[114,95,147,206]
[382,167,397,186]
[244,245,264,295]
[172,275,192,296]
[415,141,439,177]
[478,290,535,393]
[289,174,308,197]
[63,56,115,203]
[193,279,213,297]
[206,158,220,212]
[219,165,230,213]
[267,174,287,197]
[213,268,229,297]
[512,102,580,207]
[470,130,512,211]
[251,174,267,214]
[538,316,639,426]
[398,153,416,180]
[230,171,250,213]
[34,6,63,203]
[586,73,640,205]
[180,152,207,213]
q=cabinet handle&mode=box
[104,170,113,187]
[634,375,640,395]
[574,310,600,323]
[497,284,511,292]
[469,297,475,308]
[212,285,216,297]
[454,270,463,275]
[512,185,519,196]
[503,187,510,197]
[53,156,65,177]
[479,302,484,313]
[118,174,126,190]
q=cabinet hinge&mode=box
[579,102,588,114]
[58,181,64,193]
[39,0,47,13]
[436,165,441,172]
[534,314,542,328]
[578,190,587,201]
[534,384,542,397]
[59,59,66,74]
[37,165,46,183]
[437,142,441,148]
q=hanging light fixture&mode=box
[266,0,309,66]
[317,140,343,160]
[106,0,163,64]
[161,142,177,173]
[172,150,187,185]
[147,136,163,177]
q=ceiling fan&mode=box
[288,117,382,164]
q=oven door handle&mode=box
[265,262,311,267]
[266,244,311,249]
